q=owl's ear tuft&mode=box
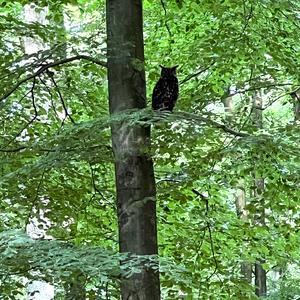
[159,64,165,69]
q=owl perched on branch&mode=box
[152,65,179,112]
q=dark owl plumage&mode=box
[152,65,179,111]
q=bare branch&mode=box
[89,163,106,201]
[25,169,46,230]
[177,111,249,137]
[3,79,38,148]
[0,144,111,153]
[47,72,75,124]
[31,78,38,120]
[241,0,253,35]
[228,82,295,98]
[180,61,216,85]
[160,0,172,37]
[38,74,60,120]
[0,55,107,102]
[0,146,27,152]
[193,189,219,282]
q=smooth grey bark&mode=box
[106,1,160,299]
[252,91,267,297]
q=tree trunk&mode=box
[223,91,252,284]
[252,91,267,297]
[255,262,267,297]
[106,1,160,299]
[290,90,300,121]
[64,272,86,300]
[235,187,252,283]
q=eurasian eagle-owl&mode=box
[152,65,179,111]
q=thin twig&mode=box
[160,0,172,37]
[0,146,27,152]
[0,144,111,153]
[38,74,60,120]
[2,79,38,148]
[89,163,106,200]
[180,61,216,85]
[206,223,219,282]
[25,169,46,230]
[227,82,294,98]
[241,0,253,35]
[48,72,75,124]
[193,189,219,282]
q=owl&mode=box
[152,65,179,111]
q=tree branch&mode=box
[227,82,294,98]
[180,61,216,85]
[160,0,172,37]
[0,144,111,153]
[176,111,249,137]
[0,55,107,102]
[47,72,75,124]
[3,79,38,148]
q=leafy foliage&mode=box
[1,0,300,298]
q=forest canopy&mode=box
[1,0,300,299]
